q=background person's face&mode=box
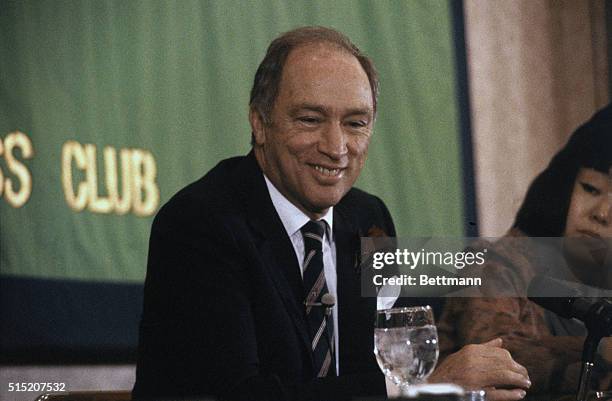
[563,168,612,284]
[252,43,374,219]
[564,167,612,238]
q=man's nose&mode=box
[318,122,348,160]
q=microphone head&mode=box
[528,275,581,298]
[321,293,336,307]
[528,275,594,320]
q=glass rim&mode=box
[377,305,433,314]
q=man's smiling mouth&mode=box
[311,164,344,177]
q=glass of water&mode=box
[374,306,439,394]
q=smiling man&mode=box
[133,27,531,401]
[250,41,373,220]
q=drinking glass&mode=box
[374,306,439,394]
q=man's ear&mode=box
[249,108,266,146]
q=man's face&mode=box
[251,43,374,219]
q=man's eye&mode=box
[347,120,367,128]
[297,116,319,124]
[580,181,601,195]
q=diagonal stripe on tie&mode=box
[304,232,323,243]
[318,351,332,377]
[312,318,326,350]
[304,269,325,314]
[303,249,316,272]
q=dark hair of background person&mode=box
[514,104,612,237]
[248,26,379,144]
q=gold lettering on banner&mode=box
[2,131,34,208]
[85,144,112,214]
[61,140,88,211]
[0,137,3,198]
[60,140,159,216]
[131,149,160,217]
[103,146,132,215]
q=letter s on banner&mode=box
[0,135,3,197]
[3,131,34,208]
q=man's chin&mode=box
[313,192,348,208]
[299,186,352,216]
[304,198,343,217]
[306,202,335,215]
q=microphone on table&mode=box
[527,275,612,401]
[305,293,337,374]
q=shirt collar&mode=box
[263,174,333,240]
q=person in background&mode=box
[438,104,612,395]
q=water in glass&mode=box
[374,324,438,385]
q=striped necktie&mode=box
[301,220,335,377]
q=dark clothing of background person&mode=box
[438,229,589,394]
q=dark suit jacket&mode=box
[132,152,396,401]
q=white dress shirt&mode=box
[263,174,400,377]
[263,175,340,375]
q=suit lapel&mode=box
[334,208,361,302]
[236,153,312,357]
[335,205,378,373]
[334,207,361,367]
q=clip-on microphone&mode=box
[305,293,337,373]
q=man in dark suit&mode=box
[133,27,532,401]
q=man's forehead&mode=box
[277,42,373,108]
[284,41,359,70]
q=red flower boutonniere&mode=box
[367,225,388,238]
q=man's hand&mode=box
[600,337,612,363]
[598,337,612,390]
[430,338,531,401]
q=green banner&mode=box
[0,0,463,283]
